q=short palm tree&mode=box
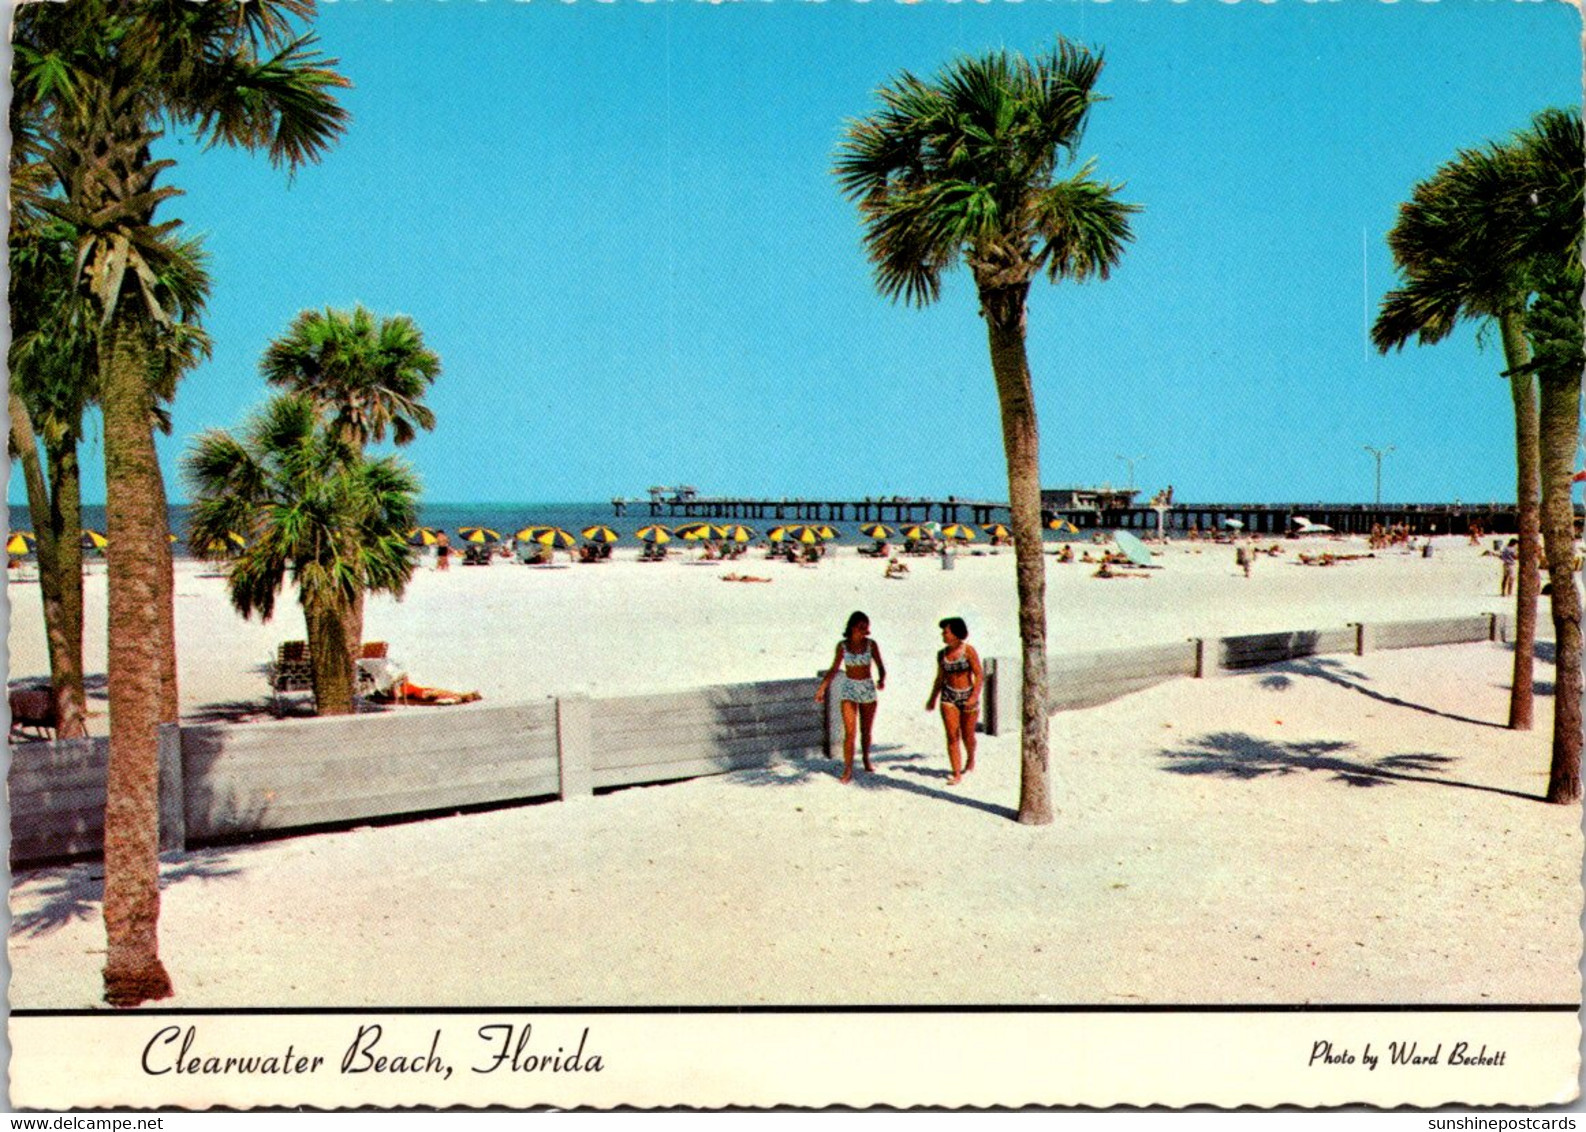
[260,304,442,661]
[11,0,349,1006]
[261,304,442,448]
[835,41,1139,824]
[185,395,420,716]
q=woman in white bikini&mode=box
[816,610,887,783]
[925,616,983,785]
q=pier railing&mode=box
[9,613,1510,867]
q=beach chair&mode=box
[269,640,315,713]
[8,686,57,741]
[356,640,406,702]
[463,543,493,566]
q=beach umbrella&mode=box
[1048,518,1081,534]
[407,527,440,546]
[767,526,792,542]
[514,526,549,542]
[980,523,1010,539]
[675,521,722,540]
[80,529,108,552]
[940,523,978,541]
[1221,518,1245,530]
[859,523,893,540]
[812,524,840,540]
[458,527,501,543]
[194,531,247,557]
[7,531,37,556]
[899,524,936,541]
[718,524,756,543]
[581,525,620,543]
[635,524,673,543]
[781,524,826,544]
[1112,529,1156,568]
[529,526,578,548]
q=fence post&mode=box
[556,694,594,800]
[980,658,998,736]
[158,723,186,853]
[1349,622,1366,656]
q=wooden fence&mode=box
[9,615,1505,867]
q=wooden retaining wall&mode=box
[7,619,1505,867]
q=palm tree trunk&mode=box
[982,284,1053,826]
[43,431,90,739]
[9,390,89,738]
[306,594,357,716]
[1499,312,1540,731]
[99,309,173,1007]
[149,458,180,724]
[1538,364,1582,803]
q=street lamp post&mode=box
[1363,444,1395,507]
[1116,453,1145,491]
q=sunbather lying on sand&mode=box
[370,681,482,706]
[721,572,772,583]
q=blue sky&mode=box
[16,0,1582,506]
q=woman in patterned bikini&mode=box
[925,616,983,785]
[816,610,887,783]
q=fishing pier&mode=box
[616,488,1551,536]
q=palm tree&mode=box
[835,41,1139,824]
[1374,107,1583,799]
[12,0,349,1006]
[261,305,442,449]
[1373,132,1543,732]
[184,395,420,716]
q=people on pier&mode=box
[926,617,982,785]
[816,611,887,783]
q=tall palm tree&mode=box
[1373,134,1543,732]
[1374,107,1583,799]
[835,42,1139,824]
[259,304,441,661]
[11,0,349,1006]
[184,395,420,716]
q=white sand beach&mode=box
[6,535,1580,1008]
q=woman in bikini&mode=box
[925,616,983,785]
[816,610,887,783]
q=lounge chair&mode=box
[462,543,494,566]
[356,641,406,701]
[268,640,315,713]
[8,686,57,741]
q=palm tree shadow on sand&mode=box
[730,745,1018,820]
[1276,655,1519,729]
[1158,731,1542,802]
[11,853,246,940]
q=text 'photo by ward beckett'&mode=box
[5,0,1585,1112]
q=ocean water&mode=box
[59,501,971,559]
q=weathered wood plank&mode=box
[181,702,558,772]
[594,727,824,773]
[592,702,823,752]
[594,751,775,791]
[1371,617,1491,651]
[187,772,563,839]
[1051,642,1199,683]
[589,694,820,740]
[186,744,559,826]
[1217,627,1355,670]
[596,680,820,720]
[8,736,110,776]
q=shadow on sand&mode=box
[11,852,247,940]
[1157,730,1542,803]
[731,745,1018,821]
[1264,655,1513,730]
